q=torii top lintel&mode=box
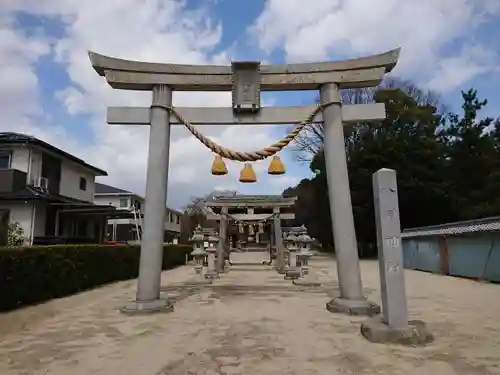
[88,48,400,92]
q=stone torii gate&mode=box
[89,48,400,315]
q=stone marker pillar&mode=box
[321,83,380,316]
[361,168,433,345]
[217,207,228,273]
[121,85,173,314]
[273,210,285,273]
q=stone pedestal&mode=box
[204,251,219,280]
[120,299,174,315]
[195,264,203,274]
[326,297,381,316]
[293,267,321,286]
[360,316,434,346]
[284,269,301,280]
[284,249,299,279]
[190,265,213,285]
[293,250,321,286]
[293,275,321,286]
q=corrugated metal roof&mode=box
[401,216,500,238]
[0,132,107,176]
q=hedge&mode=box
[0,243,192,312]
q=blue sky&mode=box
[1,0,500,209]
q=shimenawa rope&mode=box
[150,101,336,162]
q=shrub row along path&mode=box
[0,252,500,374]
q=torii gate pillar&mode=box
[322,83,380,316]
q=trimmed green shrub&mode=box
[0,243,191,312]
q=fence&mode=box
[401,217,500,283]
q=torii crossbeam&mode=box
[89,48,400,315]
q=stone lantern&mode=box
[204,230,219,280]
[189,225,206,274]
[188,226,212,285]
[293,229,321,286]
[296,232,313,273]
[284,234,301,280]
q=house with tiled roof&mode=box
[0,132,130,245]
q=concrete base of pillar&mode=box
[204,272,219,280]
[326,297,381,316]
[360,316,434,346]
[276,266,286,274]
[190,277,213,285]
[284,269,301,280]
[120,298,174,315]
[293,275,321,287]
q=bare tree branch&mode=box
[290,77,445,162]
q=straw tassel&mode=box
[268,155,285,175]
[239,163,257,183]
[211,155,228,175]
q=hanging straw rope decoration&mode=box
[224,211,277,225]
[151,101,336,162]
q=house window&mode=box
[79,177,87,191]
[119,198,129,208]
[176,215,180,224]
[169,212,173,222]
[0,151,11,169]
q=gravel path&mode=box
[0,252,499,375]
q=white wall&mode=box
[28,149,43,184]
[9,147,29,173]
[33,203,46,237]
[59,160,96,202]
[0,202,35,244]
[4,145,98,203]
[94,195,136,227]
[94,194,181,234]
[6,147,51,185]
[94,195,131,209]
[165,209,181,233]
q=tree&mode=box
[441,89,500,219]
[286,83,453,256]
[179,190,238,243]
[292,77,445,162]
[6,221,26,247]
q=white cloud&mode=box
[427,44,496,91]
[0,14,50,121]
[250,0,500,92]
[7,0,497,211]
[0,0,297,209]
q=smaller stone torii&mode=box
[204,194,297,272]
[89,47,400,315]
